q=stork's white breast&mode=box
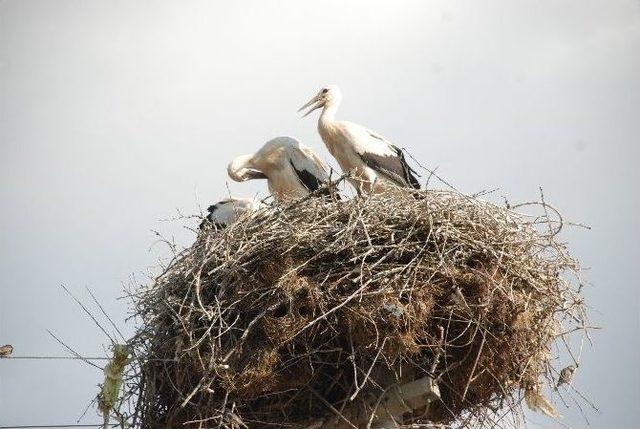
[319,120,397,192]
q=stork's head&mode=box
[298,85,342,117]
[227,154,268,182]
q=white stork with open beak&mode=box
[299,85,420,194]
[227,136,333,201]
[199,198,263,230]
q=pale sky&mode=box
[1,1,639,428]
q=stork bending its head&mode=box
[227,136,333,201]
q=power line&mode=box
[0,425,117,429]
[1,356,109,361]
[45,330,105,371]
[2,355,176,363]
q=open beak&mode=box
[298,94,324,117]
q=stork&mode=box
[199,198,263,230]
[227,136,333,201]
[299,85,420,194]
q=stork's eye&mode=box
[321,88,328,94]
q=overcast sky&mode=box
[1,1,639,428]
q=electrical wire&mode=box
[0,424,118,429]
[1,356,109,361]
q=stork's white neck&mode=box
[319,98,340,127]
[317,99,343,157]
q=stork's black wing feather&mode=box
[390,145,421,189]
[199,204,224,230]
[357,142,420,189]
[289,160,332,197]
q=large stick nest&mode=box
[126,188,588,429]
